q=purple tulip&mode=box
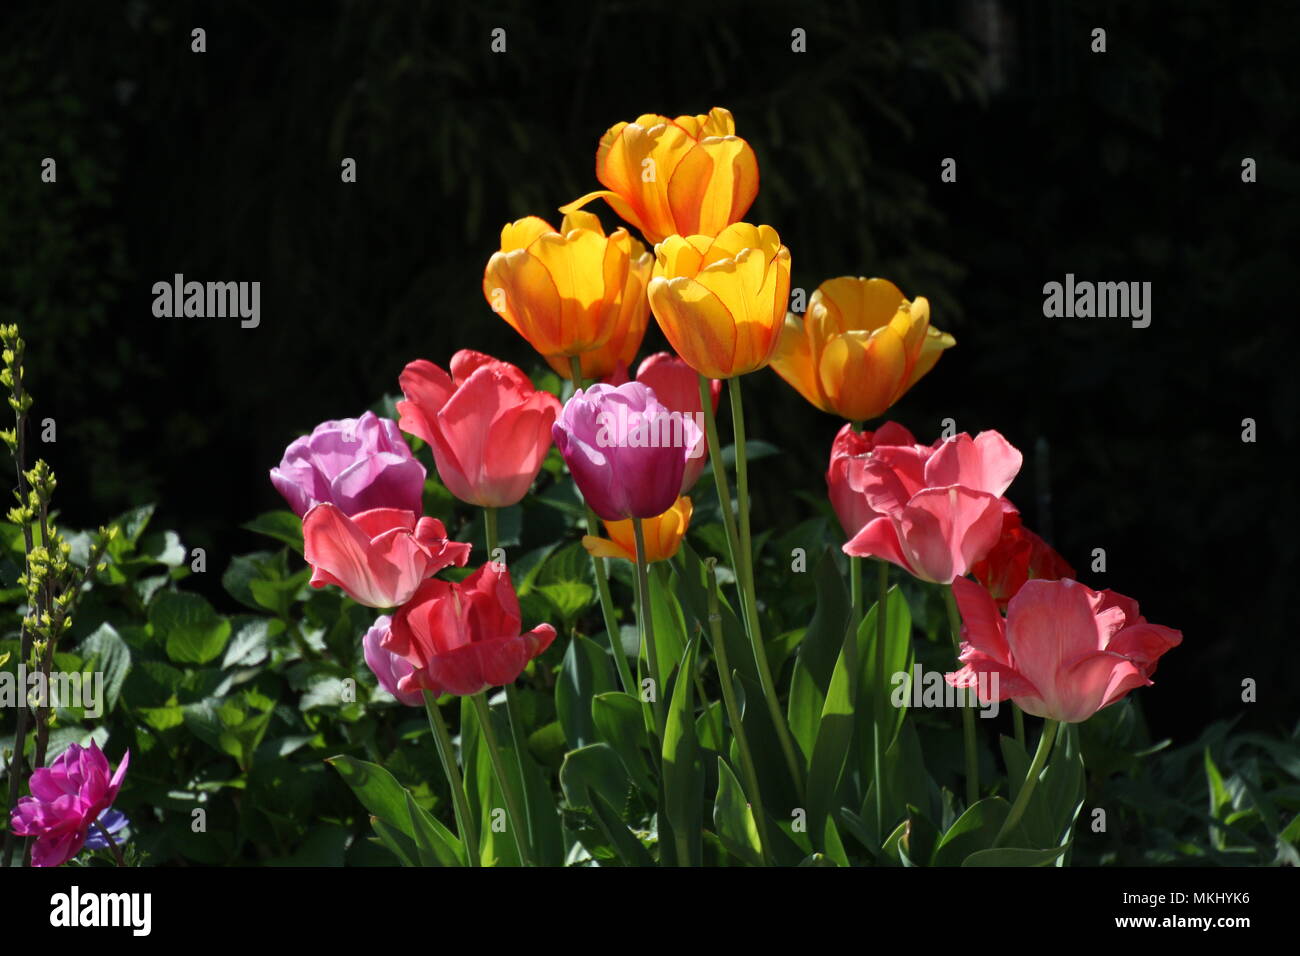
[363,615,423,707]
[552,382,703,521]
[9,741,130,867]
[270,411,426,517]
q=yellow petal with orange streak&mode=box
[648,276,738,379]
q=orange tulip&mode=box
[582,496,693,563]
[484,210,651,367]
[646,223,791,379]
[770,277,954,422]
[560,107,759,245]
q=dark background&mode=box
[3,0,1296,737]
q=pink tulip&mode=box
[362,615,423,706]
[397,351,561,507]
[302,503,471,608]
[384,562,557,697]
[945,577,1183,723]
[10,742,130,867]
[632,352,720,493]
[826,420,925,539]
[841,428,1023,584]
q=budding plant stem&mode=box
[484,506,535,857]
[705,558,773,866]
[470,692,533,866]
[872,558,888,836]
[422,690,480,867]
[995,718,1060,847]
[725,375,805,801]
[570,355,636,695]
[631,518,666,743]
[943,584,981,807]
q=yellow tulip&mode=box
[560,107,759,245]
[483,210,651,366]
[770,277,954,422]
[582,496,693,563]
[646,223,791,379]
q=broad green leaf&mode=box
[242,511,304,553]
[404,791,466,867]
[805,629,856,847]
[713,758,762,866]
[556,635,617,749]
[78,623,131,714]
[662,637,704,866]
[560,742,633,815]
[151,591,231,665]
[787,548,849,761]
[592,691,656,795]
[931,797,1012,867]
[963,845,1070,866]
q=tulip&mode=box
[270,411,426,517]
[362,615,423,706]
[946,577,1183,723]
[10,742,130,867]
[771,277,954,421]
[627,352,719,492]
[397,351,561,507]
[647,223,791,379]
[302,504,471,608]
[384,562,557,697]
[483,211,651,367]
[826,420,927,540]
[971,511,1075,610]
[560,107,759,245]
[583,496,693,563]
[552,382,703,521]
[842,428,1023,584]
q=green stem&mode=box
[569,355,637,696]
[872,559,888,836]
[423,690,480,866]
[1013,704,1026,751]
[725,376,805,800]
[470,692,533,867]
[706,558,773,865]
[697,375,749,634]
[92,819,126,867]
[943,585,980,807]
[995,719,1060,847]
[632,518,667,741]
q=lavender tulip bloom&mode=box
[271,411,426,517]
[362,615,423,707]
[552,382,703,521]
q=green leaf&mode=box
[78,623,130,714]
[931,797,1012,867]
[328,754,458,864]
[242,511,305,553]
[591,691,656,795]
[713,758,762,866]
[151,591,232,665]
[805,628,856,847]
[588,788,654,867]
[560,742,634,815]
[556,635,617,749]
[404,791,467,867]
[661,637,704,866]
[963,845,1070,866]
[787,548,849,761]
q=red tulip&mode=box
[946,577,1182,723]
[397,351,561,507]
[971,511,1075,610]
[384,562,557,697]
[840,428,1023,584]
[302,504,471,608]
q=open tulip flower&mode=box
[302,503,471,608]
[552,381,703,521]
[826,420,927,540]
[771,277,955,422]
[384,562,557,697]
[583,495,692,563]
[397,350,561,507]
[10,742,130,868]
[561,107,759,245]
[971,510,1075,610]
[270,411,426,518]
[647,222,792,379]
[483,210,651,369]
[841,427,1023,584]
[946,577,1183,724]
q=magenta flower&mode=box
[552,382,703,522]
[270,411,427,517]
[9,741,130,867]
[362,615,423,706]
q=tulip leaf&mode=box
[787,547,850,762]
[559,742,633,816]
[328,754,463,866]
[369,816,418,867]
[404,791,466,867]
[962,844,1071,867]
[661,637,704,866]
[713,757,763,866]
[591,691,656,795]
[647,563,688,696]
[805,628,857,848]
[931,796,1013,867]
[557,634,617,749]
[588,787,654,867]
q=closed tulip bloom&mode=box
[384,562,557,697]
[10,742,130,868]
[483,211,651,365]
[825,420,926,539]
[971,510,1075,610]
[583,496,693,563]
[560,107,759,245]
[633,352,719,492]
[842,428,1023,584]
[362,615,423,706]
[946,577,1183,723]
[270,411,426,517]
[648,223,791,379]
[302,504,471,608]
[397,351,561,507]
[553,382,703,521]
[771,277,955,422]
